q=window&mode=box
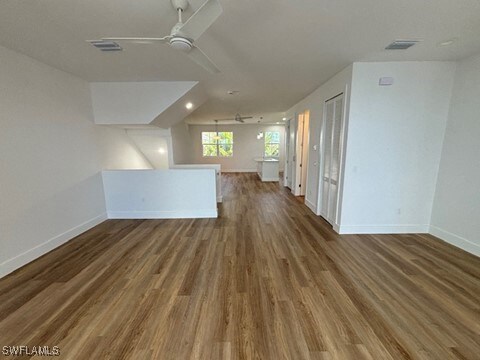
[202,131,233,157]
[264,131,280,157]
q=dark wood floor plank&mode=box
[0,173,479,359]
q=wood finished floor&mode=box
[0,173,479,359]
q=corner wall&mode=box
[0,45,151,278]
[339,62,456,233]
[430,53,480,256]
[171,121,194,164]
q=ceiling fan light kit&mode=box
[169,37,193,52]
[97,0,222,73]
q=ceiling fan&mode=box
[214,113,253,123]
[101,0,222,73]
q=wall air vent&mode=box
[385,40,420,50]
[88,40,123,52]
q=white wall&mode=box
[430,53,480,256]
[339,62,456,234]
[90,81,197,125]
[285,65,353,213]
[0,45,151,278]
[103,170,217,219]
[171,164,222,203]
[126,129,173,169]
[171,121,194,164]
[188,124,286,172]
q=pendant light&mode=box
[213,120,221,140]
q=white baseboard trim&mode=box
[260,177,280,182]
[337,224,429,234]
[429,225,480,257]
[305,199,317,214]
[221,169,257,173]
[107,209,218,219]
[0,213,107,279]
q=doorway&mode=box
[319,94,344,225]
[293,110,310,196]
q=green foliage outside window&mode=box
[264,131,280,157]
[202,131,233,157]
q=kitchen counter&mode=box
[254,158,279,182]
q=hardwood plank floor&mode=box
[0,173,479,359]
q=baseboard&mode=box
[333,223,341,233]
[221,169,257,173]
[337,224,430,234]
[0,213,107,279]
[305,199,317,214]
[429,225,480,257]
[107,209,218,219]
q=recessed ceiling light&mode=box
[438,38,458,47]
[185,102,193,110]
[158,148,165,154]
[282,117,287,121]
[276,122,280,124]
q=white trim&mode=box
[337,224,429,234]
[221,169,257,173]
[0,213,107,279]
[429,225,480,257]
[305,199,317,213]
[259,177,280,182]
[217,196,223,203]
[107,209,217,219]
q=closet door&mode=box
[321,102,334,218]
[320,94,344,225]
[328,96,344,223]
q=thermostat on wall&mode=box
[379,77,394,86]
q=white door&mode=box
[292,111,310,196]
[320,94,344,225]
[285,119,295,189]
[295,113,304,195]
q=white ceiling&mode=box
[1,0,480,124]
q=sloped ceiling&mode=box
[91,81,197,125]
[1,0,480,124]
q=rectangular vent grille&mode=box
[88,40,123,52]
[385,40,420,50]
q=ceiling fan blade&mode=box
[102,37,170,43]
[239,117,253,120]
[214,118,236,121]
[179,0,222,41]
[188,46,220,73]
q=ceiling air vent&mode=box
[385,40,420,50]
[88,40,123,52]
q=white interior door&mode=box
[286,119,295,189]
[320,94,344,225]
[321,102,334,219]
[294,114,304,195]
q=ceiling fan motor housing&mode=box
[169,37,193,52]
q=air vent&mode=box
[88,40,122,52]
[385,40,420,50]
